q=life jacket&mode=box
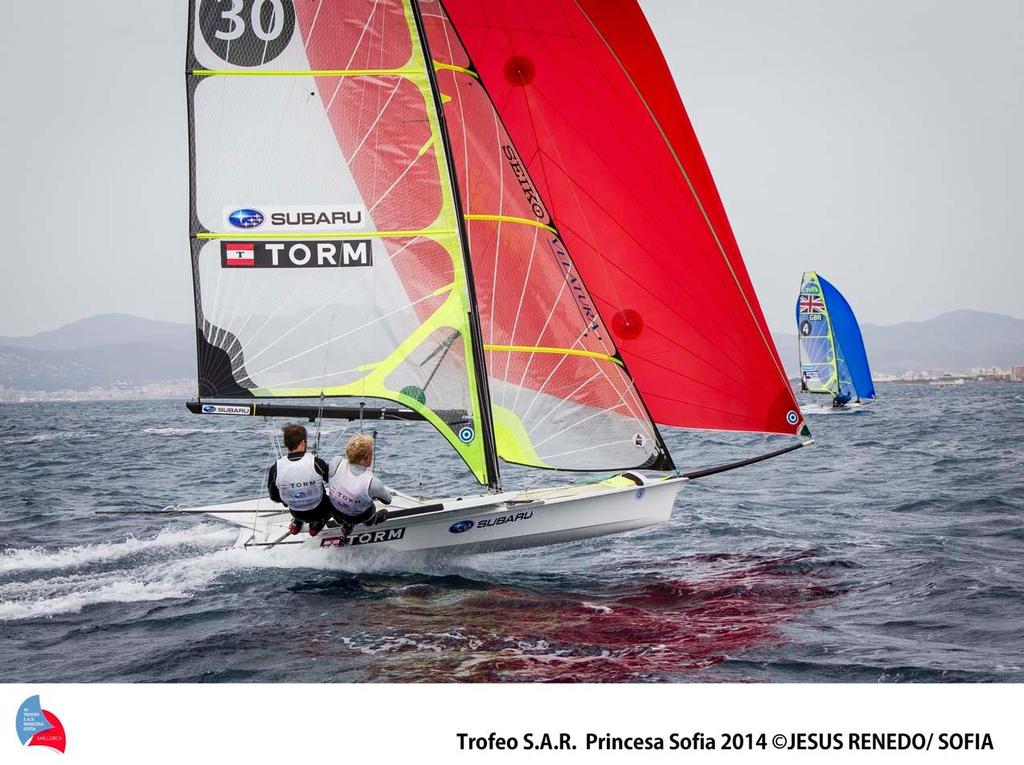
[327,459,374,517]
[274,453,324,511]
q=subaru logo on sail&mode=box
[227,208,265,229]
[449,520,474,534]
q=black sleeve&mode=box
[267,463,282,504]
[314,456,329,481]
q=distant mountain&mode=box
[0,314,195,392]
[0,313,193,352]
[2,310,1020,393]
[773,310,1024,375]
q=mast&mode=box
[411,0,501,491]
[797,272,809,392]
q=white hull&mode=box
[198,475,686,556]
[800,401,867,415]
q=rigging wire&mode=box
[313,313,336,455]
[229,420,285,545]
[252,433,279,544]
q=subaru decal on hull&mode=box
[477,511,533,528]
[449,520,474,534]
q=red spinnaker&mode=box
[442,0,804,435]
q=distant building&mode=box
[1012,366,1024,382]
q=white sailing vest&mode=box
[274,453,324,511]
[327,459,374,517]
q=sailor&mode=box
[327,433,393,538]
[832,389,852,408]
[267,423,332,536]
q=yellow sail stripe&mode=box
[432,61,479,78]
[464,214,557,234]
[484,344,623,366]
[196,230,454,240]
[191,68,421,77]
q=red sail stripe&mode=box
[442,0,803,435]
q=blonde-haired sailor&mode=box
[327,434,393,538]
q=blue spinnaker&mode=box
[818,276,875,400]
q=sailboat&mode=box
[171,0,811,555]
[796,271,875,415]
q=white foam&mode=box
[0,524,233,574]
[143,427,221,436]
[0,432,95,446]
[0,521,528,621]
[0,578,193,621]
[0,540,249,621]
[0,522,419,621]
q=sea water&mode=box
[1,384,1021,682]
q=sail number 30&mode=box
[215,0,286,41]
[199,0,295,66]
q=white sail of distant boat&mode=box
[150,0,812,555]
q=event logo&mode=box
[15,695,66,754]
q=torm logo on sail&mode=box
[221,240,372,268]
